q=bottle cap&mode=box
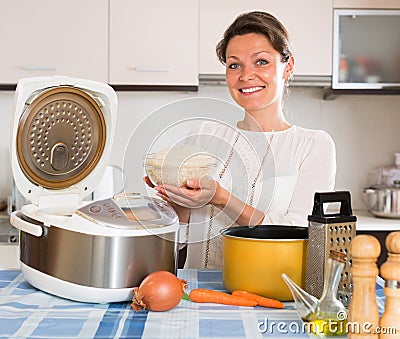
[329,249,346,263]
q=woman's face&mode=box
[225,33,293,114]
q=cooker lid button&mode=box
[50,142,69,171]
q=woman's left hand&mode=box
[155,179,219,208]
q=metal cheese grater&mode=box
[305,191,356,307]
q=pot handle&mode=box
[311,191,353,218]
[10,211,43,237]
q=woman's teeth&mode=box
[240,86,264,93]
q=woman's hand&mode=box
[143,176,191,223]
[148,177,265,226]
[155,179,220,209]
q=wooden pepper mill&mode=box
[379,231,400,338]
[348,234,381,339]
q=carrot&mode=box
[189,288,257,306]
[232,290,284,309]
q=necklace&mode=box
[203,131,274,268]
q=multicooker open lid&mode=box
[10,76,117,207]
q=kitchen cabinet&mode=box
[334,0,400,9]
[109,0,199,88]
[0,0,108,85]
[332,9,400,89]
[354,210,400,267]
[199,0,333,77]
[357,230,389,267]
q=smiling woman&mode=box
[216,11,294,131]
[146,11,336,270]
[223,32,292,122]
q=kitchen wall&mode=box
[1,85,400,210]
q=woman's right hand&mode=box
[154,179,219,209]
[143,176,191,223]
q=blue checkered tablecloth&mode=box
[0,269,386,339]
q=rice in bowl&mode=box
[144,144,217,186]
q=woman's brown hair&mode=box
[216,11,293,64]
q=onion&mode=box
[131,270,187,311]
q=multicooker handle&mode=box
[10,211,43,237]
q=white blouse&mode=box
[182,121,336,269]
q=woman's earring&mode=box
[284,78,290,87]
[285,71,293,87]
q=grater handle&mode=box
[311,191,353,218]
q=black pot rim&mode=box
[220,225,308,241]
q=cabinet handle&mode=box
[131,67,170,72]
[20,66,57,71]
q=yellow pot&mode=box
[221,225,308,301]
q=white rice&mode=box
[145,144,217,186]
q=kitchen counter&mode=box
[353,209,400,231]
[0,269,386,339]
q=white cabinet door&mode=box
[199,0,333,77]
[334,0,400,9]
[0,0,108,84]
[109,0,199,87]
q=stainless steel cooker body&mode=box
[19,214,178,289]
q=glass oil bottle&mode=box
[303,250,348,336]
[282,250,348,336]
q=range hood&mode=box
[200,73,400,101]
[199,74,332,88]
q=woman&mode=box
[148,11,336,269]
